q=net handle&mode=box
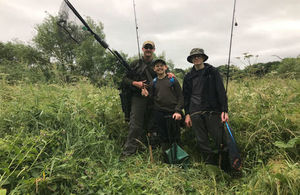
[63,0,131,72]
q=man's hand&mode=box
[185,114,192,127]
[132,80,147,89]
[166,72,175,79]
[172,112,182,120]
[141,88,149,97]
[221,112,229,123]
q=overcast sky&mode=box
[1,0,300,69]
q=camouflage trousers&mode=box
[122,95,155,156]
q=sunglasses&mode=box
[143,45,154,50]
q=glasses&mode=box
[143,45,154,50]
[192,55,203,59]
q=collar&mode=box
[188,63,212,79]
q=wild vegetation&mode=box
[0,14,299,195]
[0,75,299,194]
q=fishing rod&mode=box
[61,0,131,72]
[223,0,242,170]
[132,0,141,60]
[132,0,156,162]
[219,0,238,169]
[225,0,237,93]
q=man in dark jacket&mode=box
[183,48,229,166]
[121,41,157,157]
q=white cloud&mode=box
[250,20,300,33]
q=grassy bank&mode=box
[0,77,299,194]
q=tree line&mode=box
[1,14,299,86]
[217,56,300,80]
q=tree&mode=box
[33,14,127,85]
[277,57,300,78]
[72,18,106,77]
[244,61,280,77]
[0,41,50,83]
[33,15,78,71]
[217,64,241,79]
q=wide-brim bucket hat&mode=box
[187,48,209,63]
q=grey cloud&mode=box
[1,0,299,69]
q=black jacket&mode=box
[183,63,228,114]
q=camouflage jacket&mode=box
[123,57,157,95]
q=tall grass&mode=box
[0,77,299,194]
[228,78,299,167]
